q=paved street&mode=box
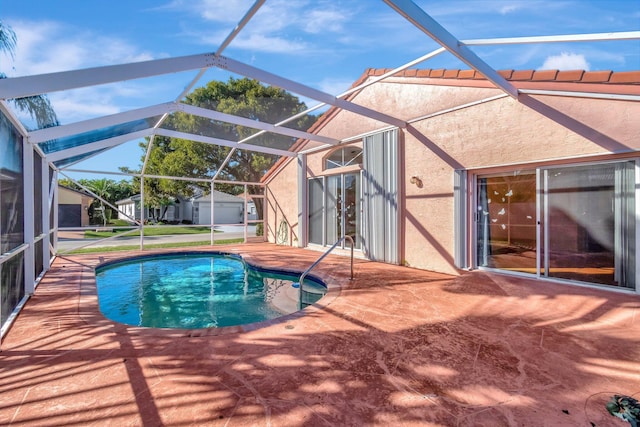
[57,225,257,251]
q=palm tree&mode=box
[0,20,17,57]
[89,179,114,226]
[0,20,58,129]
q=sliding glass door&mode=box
[476,160,636,289]
[308,173,361,249]
[476,170,537,273]
[544,161,635,287]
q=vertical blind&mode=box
[362,129,399,264]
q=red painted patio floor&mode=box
[1,243,639,426]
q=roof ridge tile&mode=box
[582,70,613,83]
[556,70,585,82]
[365,67,639,84]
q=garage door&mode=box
[59,204,81,227]
[197,204,242,225]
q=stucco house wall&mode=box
[265,157,299,246]
[58,186,94,227]
[264,69,640,276]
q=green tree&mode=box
[59,178,134,224]
[136,77,317,219]
[120,163,176,222]
[109,179,135,207]
[0,21,58,129]
[87,179,113,226]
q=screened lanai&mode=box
[1,0,639,333]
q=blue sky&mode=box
[1,0,639,180]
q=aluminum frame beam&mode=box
[22,135,35,294]
[154,128,296,157]
[1,55,406,130]
[236,46,448,153]
[177,103,340,145]
[29,103,174,143]
[0,100,29,135]
[383,0,518,98]
[211,55,407,128]
[0,53,220,100]
[29,100,339,160]
[40,154,50,274]
[63,168,140,177]
[215,0,265,56]
[145,2,267,160]
[339,47,446,99]
[172,1,266,102]
[462,31,640,46]
[519,89,640,102]
[45,129,154,162]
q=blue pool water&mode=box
[94,252,326,329]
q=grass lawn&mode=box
[85,226,216,238]
[66,238,244,254]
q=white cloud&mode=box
[1,19,176,125]
[4,20,156,76]
[498,4,521,15]
[539,52,591,71]
[187,0,352,55]
[199,0,256,23]
[303,9,348,34]
[149,0,253,23]
[50,90,121,122]
[231,33,308,54]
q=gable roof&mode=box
[59,184,95,198]
[262,67,640,183]
[192,189,244,204]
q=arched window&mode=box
[324,146,362,170]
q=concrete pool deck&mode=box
[1,243,639,426]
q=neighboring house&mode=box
[236,192,258,221]
[192,190,252,225]
[58,185,94,227]
[263,68,640,293]
[116,195,193,223]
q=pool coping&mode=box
[81,248,342,337]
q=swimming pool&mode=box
[94,252,326,329]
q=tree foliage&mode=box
[0,20,17,59]
[0,20,58,129]
[59,178,134,224]
[135,77,317,217]
[88,178,114,226]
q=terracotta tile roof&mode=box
[360,68,640,84]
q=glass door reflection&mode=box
[545,161,635,287]
[476,170,537,274]
[310,173,361,250]
[475,161,635,289]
